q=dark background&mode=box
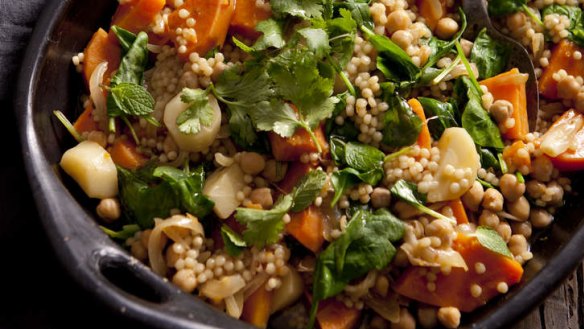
[0,1,138,328]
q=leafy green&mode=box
[479,147,502,171]
[111,25,136,53]
[221,225,247,257]
[299,28,331,58]
[454,76,505,149]
[418,97,458,140]
[361,25,420,82]
[271,0,325,19]
[542,4,584,47]
[330,171,359,206]
[325,9,358,68]
[118,165,214,229]
[334,0,374,30]
[390,180,456,224]
[382,93,423,147]
[291,169,328,212]
[476,226,513,258]
[236,195,293,248]
[308,208,404,329]
[233,19,285,52]
[471,28,511,79]
[176,88,215,135]
[100,224,141,240]
[111,31,149,86]
[422,8,467,70]
[487,0,527,16]
[108,83,155,117]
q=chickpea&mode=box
[437,307,461,329]
[507,196,530,222]
[262,159,287,183]
[436,17,459,39]
[532,156,553,182]
[557,76,581,100]
[371,187,391,209]
[546,181,564,206]
[386,9,412,34]
[418,306,438,329]
[239,152,265,175]
[172,269,197,293]
[508,234,529,257]
[96,198,121,222]
[460,39,473,57]
[530,208,553,228]
[394,200,421,219]
[130,240,147,261]
[391,30,414,50]
[511,221,532,239]
[462,181,484,211]
[391,308,416,329]
[249,187,274,208]
[489,100,514,123]
[479,209,500,228]
[499,173,525,201]
[496,221,512,243]
[374,275,390,297]
[576,91,584,112]
[526,180,546,198]
[507,12,526,31]
[482,188,504,212]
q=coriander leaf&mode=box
[291,169,328,212]
[177,88,215,135]
[255,19,286,50]
[418,97,458,139]
[221,225,247,257]
[227,105,258,147]
[250,101,301,137]
[326,9,357,68]
[476,226,514,258]
[308,208,404,328]
[382,93,423,147]
[271,0,325,19]
[298,27,331,58]
[470,28,511,79]
[488,0,527,17]
[100,224,141,240]
[236,195,293,248]
[111,25,137,53]
[454,76,505,149]
[109,82,155,117]
[390,179,456,224]
[111,31,149,86]
[337,0,374,30]
[361,25,420,82]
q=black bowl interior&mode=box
[15,1,584,329]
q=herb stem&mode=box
[384,145,413,162]
[109,117,117,134]
[432,56,462,85]
[122,116,140,145]
[477,178,495,189]
[326,53,356,97]
[303,124,323,154]
[144,115,160,127]
[516,171,525,183]
[455,40,482,95]
[522,4,544,27]
[414,204,457,225]
[53,110,84,143]
[498,153,508,174]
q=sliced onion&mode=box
[89,61,108,131]
[148,214,204,276]
[147,44,163,53]
[200,274,246,301]
[225,291,244,319]
[365,294,401,323]
[344,270,377,299]
[401,244,468,271]
[215,153,235,167]
[243,272,269,299]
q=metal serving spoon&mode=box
[463,0,539,131]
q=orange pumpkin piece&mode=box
[167,0,235,60]
[417,0,447,31]
[286,205,325,253]
[111,0,166,34]
[83,28,121,86]
[316,298,362,329]
[73,104,99,134]
[408,98,432,149]
[448,199,469,225]
[241,284,273,329]
[393,232,523,312]
[269,126,329,162]
[109,138,148,170]
[502,140,531,173]
[277,162,314,194]
[229,0,272,39]
[480,68,529,140]
[539,40,584,100]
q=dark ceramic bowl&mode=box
[15,0,584,328]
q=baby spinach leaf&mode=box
[418,97,458,140]
[111,31,149,86]
[111,25,136,53]
[454,76,504,149]
[291,169,328,212]
[488,0,527,16]
[236,195,293,248]
[221,225,247,257]
[476,226,513,258]
[478,147,502,171]
[471,28,511,79]
[330,170,359,206]
[177,88,215,135]
[381,93,423,147]
[308,208,404,329]
[361,26,420,82]
[390,180,456,224]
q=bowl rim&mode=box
[14,1,584,328]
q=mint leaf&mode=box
[221,225,247,257]
[291,169,327,212]
[235,195,294,248]
[298,27,330,58]
[109,82,155,117]
[177,88,215,135]
[476,226,514,258]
